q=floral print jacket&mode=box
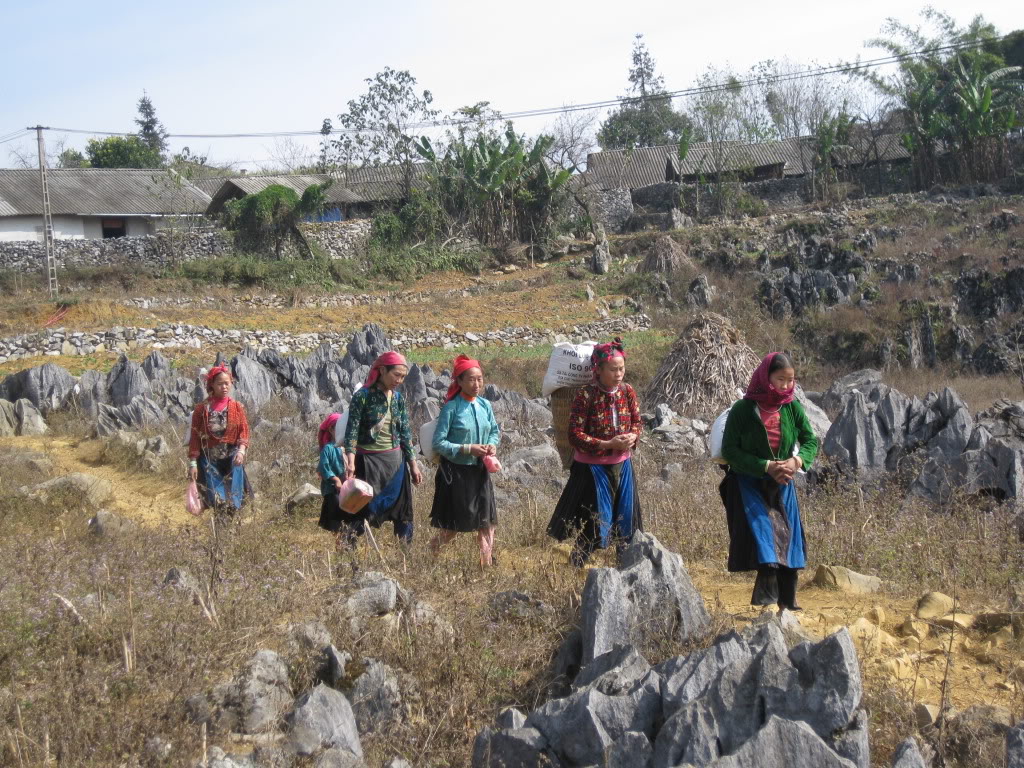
[343,386,415,462]
[568,383,643,458]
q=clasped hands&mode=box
[766,457,801,485]
[602,433,638,452]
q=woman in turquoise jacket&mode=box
[721,352,818,611]
[429,354,501,566]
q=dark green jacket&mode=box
[343,386,415,462]
[721,398,819,478]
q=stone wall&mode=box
[0,229,232,271]
[0,218,374,271]
[301,219,373,260]
[586,188,634,233]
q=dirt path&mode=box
[5,435,194,528]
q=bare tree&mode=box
[544,108,600,173]
[262,137,320,174]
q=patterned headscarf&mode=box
[205,364,233,391]
[590,337,626,380]
[744,352,796,411]
[364,351,408,388]
[445,354,483,402]
[318,413,341,449]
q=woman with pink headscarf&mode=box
[720,352,818,611]
[187,363,252,515]
[428,354,501,566]
[316,413,348,543]
[339,351,422,545]
[547,338,643,567]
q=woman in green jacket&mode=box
[720,352,818,611]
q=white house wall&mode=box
[0,215,157,241]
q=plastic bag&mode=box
[419,418,438,462]
[339,477,374,514]
[709,403,735,464]
[333,410,349,445]
[483,454,502,473]
[186,479,203,516]
[541,341,598,396]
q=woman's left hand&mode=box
[410,461,423,486]
[233,447,246,466]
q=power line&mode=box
[29,33,1015,141]
[0,130,29,146]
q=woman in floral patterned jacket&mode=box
[547,338,643,566]
[341,351,422,544]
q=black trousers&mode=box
[752,565,799,609]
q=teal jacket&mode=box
[432,395,500,465]
[317,442,345,496]
[721,398,819,478]
[343,386,415,462]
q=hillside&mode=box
[1,190,1023,768]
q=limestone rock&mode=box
[349,660,403,734]
[890,737,928,768]
[1008,722,1024,768]
[915,592,955,620]
[287,683,362,758]
[107,355,152,408]
[285,483,322,514]
[231,650,294,734]
[811,565,881,594]
[314,750,365,768]
[700,716,858,768]
[28,472,113,507]
[88,509,134,536]
[472,727,551,768]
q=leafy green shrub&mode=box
[369,212,407,250]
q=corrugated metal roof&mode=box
[0,168,211,217]
[585,146,677,190]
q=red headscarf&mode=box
[590,337,625,381]
[365,351,407,388]
[318,413,341,449]
[205,364,233,391]
[445,354,483,402]
[744,352,795,411]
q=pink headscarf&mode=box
[744,352,795,411]
[318,413,341,449]
[445,354,483,402]
[205,364,233,391]
[364,351,407,388]
[590,337,626,382]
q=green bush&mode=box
[369,212,407,250]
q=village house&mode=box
[0,168,211,242]
[203,164,429,221]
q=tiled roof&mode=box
[0,168,211,217]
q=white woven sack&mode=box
[419,418,438,462]
[541,341,598,397]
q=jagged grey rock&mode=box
[349,660,403,733]
[202,747,255,768]
[489,591,554,622]
[231,650,293,734]
[821,369,884,415]
[578,532,708,668]
[472,727,551,768]
[605,730,654,768]
[346,324,389,366]
[1008,723,1024,768]
[287,683,362,757]
[654,631,752,718]
[345,577,401,618]
[496,707,527,730]
[4,398,48,435]
[288,621,332,654]
[232,353,278,412]
[0,362,75,412]
[702,716,858,767]
[88,509,134,536]
[317,645,352,688]
[141,349,172,381]
[95,395,167,436]
[0,399,18,436]
[891,737,928,768]
[107,355,153,407]
[830,708,870,768]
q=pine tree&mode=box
[135,92,168,156]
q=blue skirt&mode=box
[734,472,806,569]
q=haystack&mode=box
[644,312,760,419]
[640,235,693,274]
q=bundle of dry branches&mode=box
[644,312,759,419]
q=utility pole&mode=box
[31,125,59,298]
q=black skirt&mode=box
[720,469,759,572]
[318,491,345,533]
[357,449,414,526]
[547,460,642,545]
[430,458,497,532]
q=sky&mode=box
[2,0,1020,171]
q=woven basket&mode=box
[550,386,583,470]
